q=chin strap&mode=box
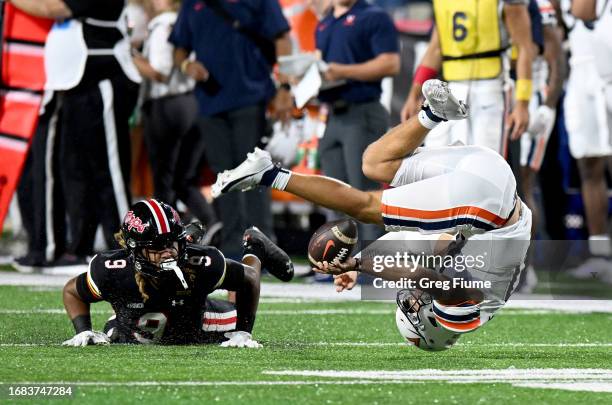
[160,261,189,289]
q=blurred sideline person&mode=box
[400,0,535,157]
[168,0,293,258]
[315,0,400,242]
[516,0,565,291]
[12,0,140,268]
[132,0,220,236]
[571,0,612,108]
[561,0,612,281]
[214,80,532,351]
[62,199,293,347]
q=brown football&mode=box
[307,219,359,265]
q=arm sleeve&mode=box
[259,0,291,40]
[148,24,175,77]
[75,272,103,303]
[74,255,107,302]
[168,0,193,51]
[217,259,246,291]
[63,0,125,19]
[368,12,400,56]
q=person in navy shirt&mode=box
[315,0,399,241]
[169,0,292,257]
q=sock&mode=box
[260,164,292,191]
[588,235,611,257]
[417,103,446,130]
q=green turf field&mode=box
[0,284,611,404]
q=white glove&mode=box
[62,330,110,347]
[220,331,262,348]
[527,105,555,140]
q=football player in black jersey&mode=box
[61,199,293,347]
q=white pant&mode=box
[520,89,551,170]
[426,79,509,155]
[564,61,612,159]
[382,145,517,236]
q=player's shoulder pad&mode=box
[89,249,130,273]
[184,244,226,271]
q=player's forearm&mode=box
[235,259,261,333]
[335,53,400,82]
[542,26,565,108]
[133,56,167,83]
[505,4,534,106]
[62,278,92,332]
[9,0,72,19]
[363,115,430,167]
[420,28,442,72]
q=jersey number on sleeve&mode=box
[104,259,127,269]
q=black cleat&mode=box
[243,227,294,282]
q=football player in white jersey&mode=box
[560,0,612,281]
[213,79,532,351]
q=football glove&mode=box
[62,330,110,347]
[527,105,555,140]
[220,331,262,348]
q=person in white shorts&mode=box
[400,0,535,157]
[561,0,612,280]
[212,79,532,351]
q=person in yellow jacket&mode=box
[401,0,535,156]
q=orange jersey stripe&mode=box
[436,316,481,332]
[86,274,102,299]
[382,204,506,226]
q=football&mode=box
[307,219,359,265]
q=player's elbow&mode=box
[362,148,388,183]
[62,277,79,303]
[362,150,379,181]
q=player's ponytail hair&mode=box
[114,231,127,249]
[134,272,150,302]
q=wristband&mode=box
[71,314,92,334]
[278,83,291,91]
[413,65,438,86]
[180,59,190,74]
[515,79,532,101]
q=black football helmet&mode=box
[121,199,187,283]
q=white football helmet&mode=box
[395,289,461,351]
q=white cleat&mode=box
[211,148,274,198]
[422,79,469,121]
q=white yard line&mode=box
[2,342,612,348]
[4,369,612,393]
[263,369,612,393]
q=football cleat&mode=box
[185,221,207,245]
[211,148,274,198]
[422,79,469,121]
[243,227,294,282]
